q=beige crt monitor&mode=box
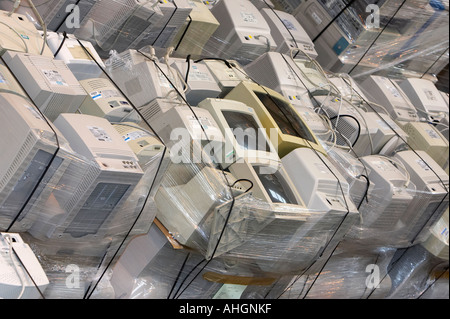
[202,59,252,96]
[198,98,280,168]
[78,77,141,124]
[154,164,248,251]
[171,0,220,58]
[0,10,53,57]
[401,121,449,171]
[225,81,326,158]
[2,51,88,122]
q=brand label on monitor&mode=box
[90,89,121,100]
[123,130,150,142]
[189,66,213,82]
[281,18,297,31]
[241,12,257,23]
[41,69,68,86]
[88,126,112,142]
[425,128,440,139]
[417,159,431,171]
[423,89,437,101]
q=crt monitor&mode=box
[78,77,141,124]
[198,98,280,167]
[204,0,277,65]
[399,77,449,121]
[0,10,53,57]
[0,93,59,231]
[29,114,144,253]
[359,75,419,124]
[2,51,88,122]
[225,81,326,158]
[260,7,318,58]
[244,51,315,109]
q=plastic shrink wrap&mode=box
[0,0,448,300]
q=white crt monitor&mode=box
[84,0,163,51]
[2,51,88,122]
[198,98,280,167]
[293,57,332,96]
[357,155,416,236]
[0,232,49,299]
[30,114,144,241]
[134,0,193,50]
[113,122,165,168]
[46,31,105,81]
[394,150,449,245]
[78,77,141,124]
[201,59,252,96]
[107,49,185,108]
[143,103,233,168]
[0,10,53,57]
[260,7,318,58]
[359,75,419,123]
[0,93,58,231]
[328,74,369,106]
[169,57,222,106]
[244,52,315,109]
[282,147,358,216]
[204,0,276,64]
[399,78,449,121]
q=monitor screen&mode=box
[222,110,271,152]
[253,165,297,204]
[254,91,316,143]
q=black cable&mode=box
[70,41,169,300]
[194,57,234,69]
[227,60,356,300]
[312,0,357,43]
[357,174,370,210]
[330,114,361,147]
[136,50,248,299]
[174,16,192,52]
[53,31,68,58]
[152,0,178,47]
[420,46,449,79]
[184,54,191,90]
[167,252,191,299]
